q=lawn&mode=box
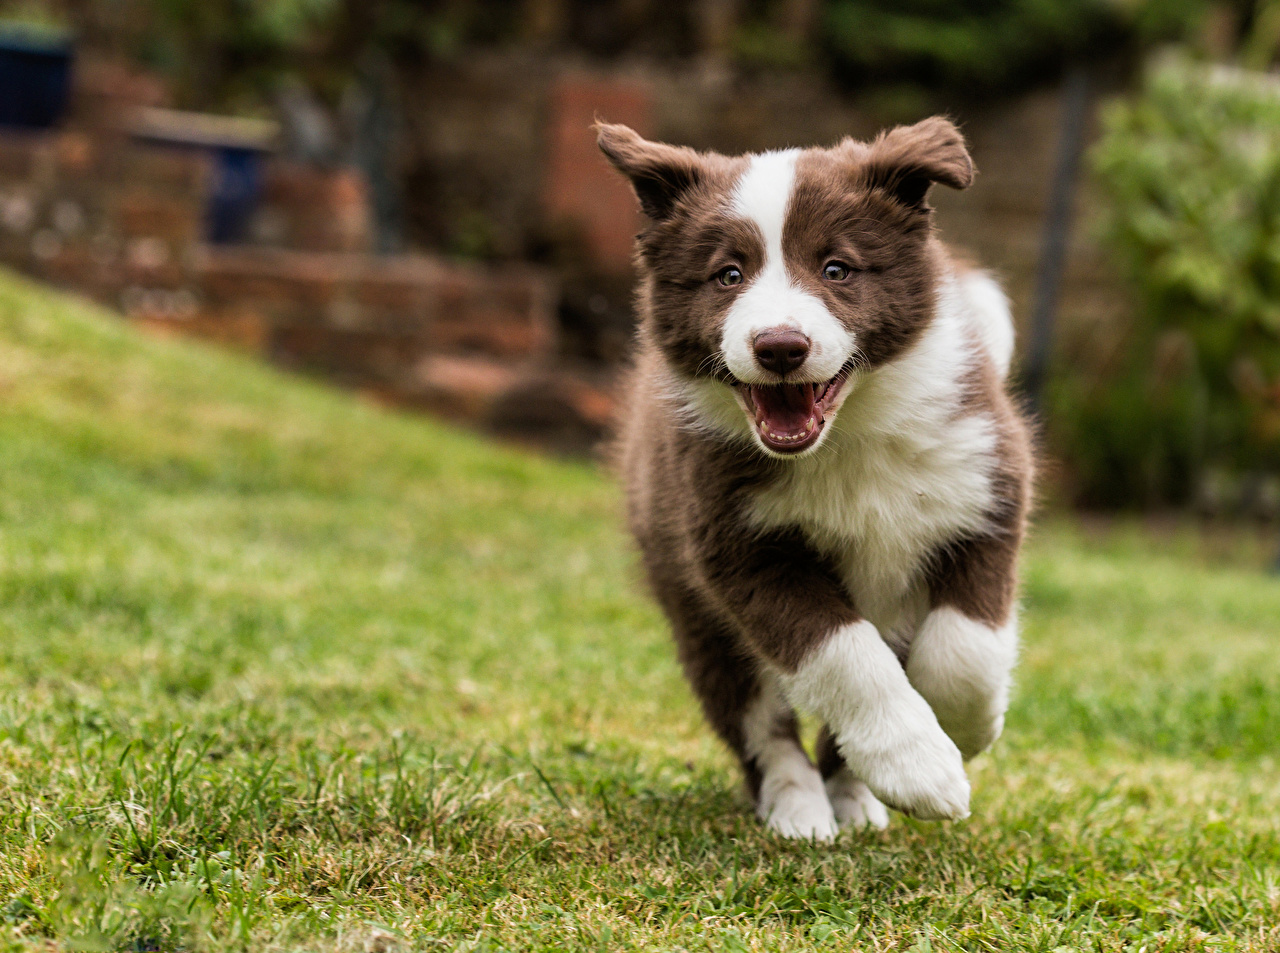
[0,268,1278,952]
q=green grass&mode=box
[0,269,1278,952]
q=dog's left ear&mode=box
[860,116,974,210]
[596,122,706,221]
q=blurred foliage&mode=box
[67,0,1229,111]
[78,0,524,109]
[822,0,1122,93]
[0,0,74,42]
[1057,55,1280,508]
[819,0,1212,95]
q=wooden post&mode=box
[1024,65,1091,418]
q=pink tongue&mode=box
[750,384,815,434]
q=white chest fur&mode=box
[747,290,998,640]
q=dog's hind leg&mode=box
[664,584,837,840]
[815,725,890,830]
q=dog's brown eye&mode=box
[823,261,850,281]
[717,266,743,287]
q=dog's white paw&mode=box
[825,769,889,830]
[756,756,838,841]
[759,781,839,841]
[744,676,839,841]
[906,607,1017,762]
[841,711,971,822]
[777,620,971,823]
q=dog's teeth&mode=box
[760,415,821,445]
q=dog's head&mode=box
[597,118,973,457]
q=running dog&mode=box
[598,118,1032,839]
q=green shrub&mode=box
[1061,55,1280,507]
[819,0,1207,96]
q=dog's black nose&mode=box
[753,329,810,375]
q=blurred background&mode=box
[2,0,1279,518]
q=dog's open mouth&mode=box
[736,370,850,454]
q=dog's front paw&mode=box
[863,732,969,821]
[840,709,970,822]
[905,607,1017,762]
[759,780,839,841]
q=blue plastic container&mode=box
[206,146,265,244]
[0,28,74,129]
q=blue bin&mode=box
[0,29,73,129]
[206,146,265,244]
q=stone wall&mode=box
[0,129,206,305]
[0,126,569,441]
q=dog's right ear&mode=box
[859,116,974,210]
[596,123,704,221]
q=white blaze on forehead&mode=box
[732,149,800,265]
[721,150,854,384]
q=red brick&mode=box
[196,247,346,308]
[115,191,202,245]
[258,161,372,253]
[0,132,48,181]
[55,133,96,176]
[544,73,652,274]
[70,56,171,131]
[108,146,209,195]
[36,244,123,300]
[269,325,432,383]
[196,249,555,357]
[431,262,555,358]
[352,262,439,312]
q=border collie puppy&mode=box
[598,118,1032,839]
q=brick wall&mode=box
[188,246,555,408]
[250,162,372,253]
[0,127,575,441]
[543,74,651,273]
[0,129,206,306]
